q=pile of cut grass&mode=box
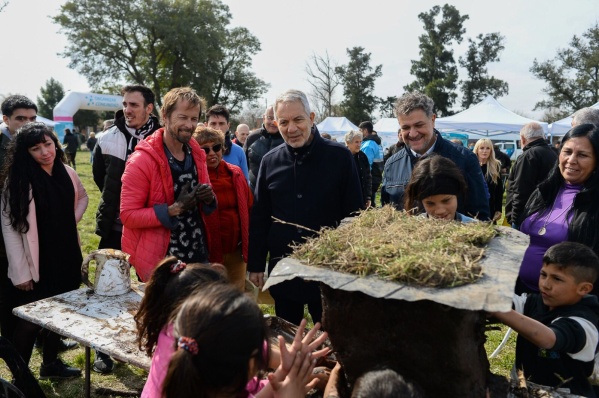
[291,206,497,288]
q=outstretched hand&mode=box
[279,319,330,372]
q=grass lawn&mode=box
[0,155,516,397]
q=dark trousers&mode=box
[98,229,122,251]
[0,255,16,341]
[12,287,60,365]
[66,151,77,170]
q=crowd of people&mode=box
[1,87,599,397]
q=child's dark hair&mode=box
[162,283,268,398]
[135,256,227,356]
[404,154,467,213]
[352,369,423,398]
[543,242,599,284]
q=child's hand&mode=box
[279,319,330,372]
[268,351,317,398]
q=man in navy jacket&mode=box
[248,89,363,325]
[381,92,490,220]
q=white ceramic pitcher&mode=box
[81,249,131,296]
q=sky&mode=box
[1,0,599,120]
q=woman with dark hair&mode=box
[404,154,473,222]
[516,123,599,294]
[344,130,371,209]
[0,122,88,379]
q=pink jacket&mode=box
[1,166,88,286]
[120,129,220,282]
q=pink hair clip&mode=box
[170,260,187,274]
[177,336,198,355]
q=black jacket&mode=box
[354,151,372,205]
[62,132,80,154]
[247,129,363,300]
[505,139,557,226]
[481,164,504,218]
[245,125,284,190]
[516,294,599,397]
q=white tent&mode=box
[373,118,399,134]
[36,115,57,127]
[549,101,599,136]
[435,95,549,136]
[316,117,359,135]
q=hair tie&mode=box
[177,336,198,355]
[170,260,187,274]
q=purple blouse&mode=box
[518,183,582,292]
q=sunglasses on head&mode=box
[201,144,222,154]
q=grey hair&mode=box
[572,107,599,127]
[520,122,545,140]
[394,92,435,118]
[274,90,311,118]
[344,130,362,143]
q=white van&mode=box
[494,140,522,161]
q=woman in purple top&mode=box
[516,124,599,294]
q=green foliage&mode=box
[531,23,599,114]
[53,0,266,113]
[336,47,382,124]
[459,33,509,109]
[73,109,100,131]
[404,4,468,116]
[378,96,397,118]
[37,78,65,119]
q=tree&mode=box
[305,51,342,118]
[404,4,468,116]
[53,0,266,112]
[458,33,508,109]
[531,24,599,114]
[73,109,100,131]
[37,78,65,118]
[378,96,397,118]
[0,1,8,13]
[336,47,382,124]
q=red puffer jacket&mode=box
[120,129,220,281]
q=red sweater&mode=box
[207,161,253,260]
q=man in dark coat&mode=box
[380,92,490,220]
[247,90,363,325]
[505,122,557,228]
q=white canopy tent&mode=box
[36,115,57,127]
[435,95,549,136]
[373,118,399,134]
[549,101,599,136]
[316,117,359,135]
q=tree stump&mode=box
[321,285,490,398]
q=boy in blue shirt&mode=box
[492,241,599,397]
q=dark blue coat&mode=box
[381,131,491,220]
[247,129,363,300]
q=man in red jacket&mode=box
[120,87,217,282]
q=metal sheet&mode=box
[264,226,528,312]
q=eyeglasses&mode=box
[201,144,222,154]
